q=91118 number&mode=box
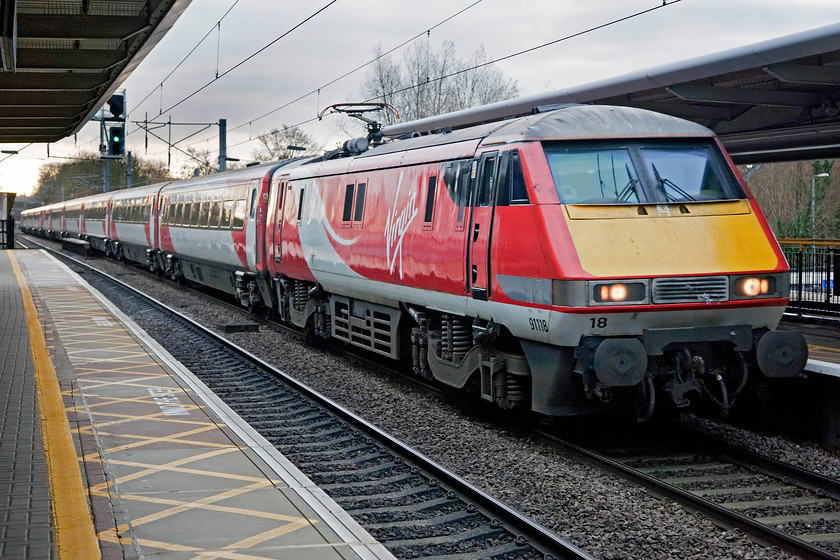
[529,318,549,332]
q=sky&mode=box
[3,0,840,196]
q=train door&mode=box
[271,177,290,263]
[245,179,260,269]
[467,151,498,300]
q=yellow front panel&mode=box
[564,201,781,277]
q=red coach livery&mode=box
[22,105,807,420]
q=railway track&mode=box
[543,428,840,560]
[39,243,593,560]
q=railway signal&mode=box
[108,126,124,157]
[100,90,127,160]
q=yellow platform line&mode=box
[10,253,101,560]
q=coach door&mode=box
[467,151,498,300]
[245,179,260,269]
[267,176,288,263]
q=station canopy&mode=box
[0,0,192,143]
[382,23,840,164]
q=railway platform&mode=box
[0,248,394,560]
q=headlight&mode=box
[731,275,781,299]
[590,281,648,305]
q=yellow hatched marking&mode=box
[74,409,208,431]
[92,459,281,488]
[81,404,204,422]
[81,424,223,461]
[83,430,233,453]
[111,482,275,527]
[77,377,181,391]
[76,391,204,413]
[75,364,168,375]
[95,492,310,522]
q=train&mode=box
[21,104,808,421]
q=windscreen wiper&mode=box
[651,163,695,202]
[616,164,640,202]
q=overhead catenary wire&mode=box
[63,1,340,161]
[132,0,243,115]
[228,0,486,133]
[156,1,341,117]
[187,0,684,158]
[373,0,683,103]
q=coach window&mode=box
[233,199,246,229]
[222,200,234,228]
[209,200,222,228]
[423,176,437,228]
[189,202,201,226]
[353,183,366,223]
[297,188,305,222]
[249,181,259,219]
[342,184,354,223]
[477,154,496,207]
[183,202,193,226]
[199,202,210,227]
[509,152,528,204]
[496,151,529,206]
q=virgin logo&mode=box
[384,172,418,279]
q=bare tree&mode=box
[251,126,321,161]
[742,160,837,238]
[178,147,216,178]
[361,45,403,126]
[33,151,173,203]
[361,40,519,125]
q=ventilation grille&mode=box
[652,276,729,304]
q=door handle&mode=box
[472,223,480,242]
[472,265,478,282]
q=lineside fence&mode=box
[778,239,840,316]
[0,219,13,249]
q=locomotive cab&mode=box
[515,120,806,419]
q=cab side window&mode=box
[496,150,529,206]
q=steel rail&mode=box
[536,430,839,560]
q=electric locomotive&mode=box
[264,104,806,419]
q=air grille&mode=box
[652,276,729,304]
